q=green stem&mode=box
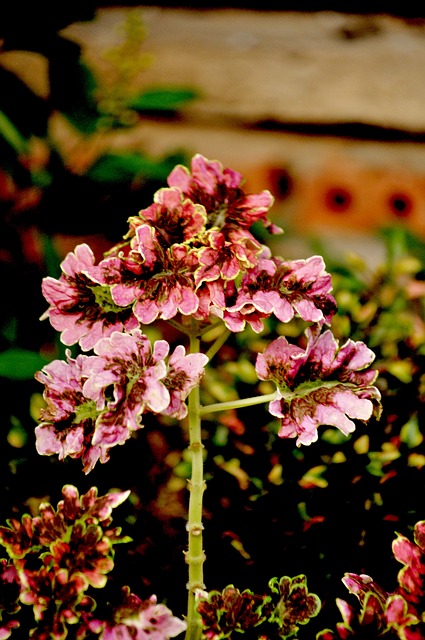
[167,318,193,336]
[185,321,206,640]
[200,392,277,416]
[198,319,225,336]
[205,328,231,362]
[183,321,277,639]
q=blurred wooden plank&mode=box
[64,7,425,133]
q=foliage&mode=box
[0,484,185,639]
[317,519,425,639]
[197,575,320,639]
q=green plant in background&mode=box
[96,9,197,129]
[0,4,198,192]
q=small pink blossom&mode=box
[393,526,425,599]
[386,594,422,637]
[92,227,201,325]
[167,153,281,234]
[194,228,262,285]
[131,242,199,324]
[90,225,164,312]
[255,328,381,446]
[121,594,187,639]
[34,351,106,473]
[127,186,207,247]
[40,244,138,351]
[34,333,167,473]
[162,345,209,419]
[193,279,227,322]
[224,253,337,332]
[92,591,186,640]
[85,329,207,430]
[338,573,389,632]
[81,330,171,457]
[341,573,388,609]
[84,330,170,413]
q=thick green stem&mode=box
[185,324,206,640]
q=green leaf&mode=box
[0,109,28,155]
[86,151,186,183]
[55,60,102,135]
[321,428,349,445]
[400,416,423,448]
[128,87,198,113]
[40,232,62,279]
[7,417,28,448]
[0,349,51,380]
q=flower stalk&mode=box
[185,324,206,640]
[200,392,278,416]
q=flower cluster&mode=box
[255,327,382,446]
[0,486,186,640]
[35,154,381,467]
[40,154,336,351]
[35,331,208,473]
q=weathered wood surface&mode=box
[64,7,425,132]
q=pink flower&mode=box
[91,590,187,640]
[131,242,199,324]
[91,227,201,325]
[337,574,389,632]
[386,594,422,638]
[341,573,388,610]
[77,331,170,461]
[193,279,227,323]
[167,153,281,234]
[87,232,157,312]
[224,253,337,332]
[120,594,187,640]
[85,329,207,427]
[255,328,381,446]
[34,351,106,473]
[40,244,138,351]
[127,186,207,247]
[84,328,169,411]
[194,228,262,286]
[162,345,209,419]
[392,522,425,600]
[35,330,208,473]
[34,334,165,473]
